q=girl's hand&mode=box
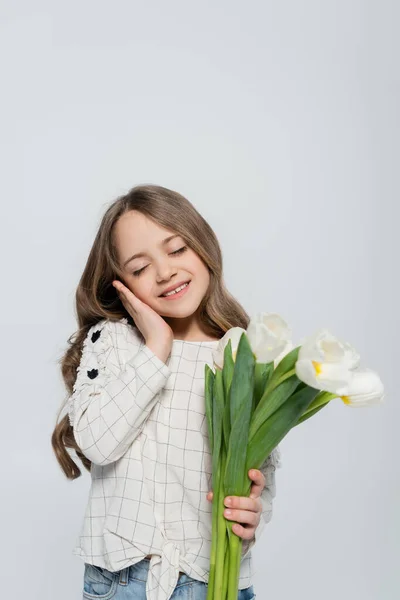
[206,469,265,541]
[112,280,173,350]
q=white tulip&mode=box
[212,327,246,370]
[295,329,360,394]
[337,368,385,407]
[246,313,292,364]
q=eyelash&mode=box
[132,246,188,277]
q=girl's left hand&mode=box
[206,469,265,541]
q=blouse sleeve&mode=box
[241,445,282,559]
[66,319,171,466]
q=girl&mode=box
[52,184,281,600]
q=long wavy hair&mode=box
[51,184,250,479]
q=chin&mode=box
[163,295,202,315]
[161,306,196,318]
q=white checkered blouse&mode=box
[67,316,281,600]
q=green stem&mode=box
[213,453,227,598]
[226,526,242,600]
[206,478,218,600]
[222,538,230,599]
[225,468,247,600]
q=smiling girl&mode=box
[52,184,281,600]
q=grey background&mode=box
[1,1,398,598]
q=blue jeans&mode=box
[82,557,256,599]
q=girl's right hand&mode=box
[112,280,173,361]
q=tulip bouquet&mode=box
[204,313,384,600]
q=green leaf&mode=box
[294,403,325,426]
[254,362,274,410]
[222,340,234,448]
[204,364,215,454]
[212,368,224,492]
[266,345,301,391]
[246,385,319,471]
[229,333,255,425]
[294,391,336,426]
[224,333,255,497]
[249,374,301,442]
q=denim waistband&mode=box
[116,556,187,586]
[117,557,149,585]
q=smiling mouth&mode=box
[159,280,191,297]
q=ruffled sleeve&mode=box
[66,319,171,466]
[241,445,282,559]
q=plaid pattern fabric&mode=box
[67,317,281,600]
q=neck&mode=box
[163,312,215,342]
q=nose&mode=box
[155,259,177,282]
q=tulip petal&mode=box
[299,329,343,362]
[341,340,361,370]
[295,359,352,393]
[338,368,385,407]
[212,327,246,369]
[296,329,362,394]
[247,312,292,363]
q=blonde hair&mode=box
[51,184,250,479]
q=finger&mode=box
[206,491,213,502]
[113,282,138,312]
[224,495,261,512]
[223,508,259,527]
[248,469,266,499]
[230,523,256,541]
[112,280,125,292]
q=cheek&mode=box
[190,253,209,277]
[195,259,210,287]
[127,275,146,300]
[126,278,152,302]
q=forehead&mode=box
[116,211,177,247]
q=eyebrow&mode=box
[123,234,181,267]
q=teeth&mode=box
[162,282,189,297]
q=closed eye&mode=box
[132,245,188,277]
